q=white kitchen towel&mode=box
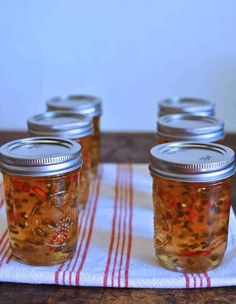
[0,163,236,288]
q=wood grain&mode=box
[0,131,236,304]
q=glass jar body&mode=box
[151,174,232,273]
[75,135,92,207]
[2,169,80,266]
[91,116,101,176]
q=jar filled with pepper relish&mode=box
[0,137,82,266]
[157,114,224,144]
[149,142,235,273]
[47,95,102,176]
[27,111,93,207]
[158,97,215,117]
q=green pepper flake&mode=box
[209,255,219,261]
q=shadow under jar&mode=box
[47,95,102,177]
[0,137,82,266]
[27,111,93,208]
[158,97,215,117]
[149,142,235,273]
[157,114,224,144]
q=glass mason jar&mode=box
[46,95,102,176]
[0,137,82,266]
[158,97,215,117]
[27,111,93,208]
[149,142,235,273]
[157,114,224,144]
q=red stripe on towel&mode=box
[0,245,10,268]
[197,273,203,288]
[124,164,133,288]
[183,272,190,288]
[103,165,120,287]
[54,179,94,285]
[0,197,4,209]
[0,229,7,248]
[75,168,103,285]
[190,273,196,288]
[111,166,124,287]
[118,166,129,288]
[61,202,88,285]
[203,272,211,288]
[68,175,97,285]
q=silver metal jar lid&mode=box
[157,114,224,142]
[47,95,102,117]
[158,97,215,117]
[0,137,83,177]
[149,142,235,182]
[27,111,93,139]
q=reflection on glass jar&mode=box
[27,111,93,207]
[0,137,82,266]
[149,142,235,273]
[46,95,102,177]
[157,114,224,144]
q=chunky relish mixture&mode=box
[76,135,91,207]
[3,170,80,266]
[152,175,232,272]
[91,116,100,176]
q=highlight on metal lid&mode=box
[149,142,235,182]
[157,114,224,142]
[158,97,215,117]
[0,137,83,177]
[27,111,93,138]
[47,95,102,117]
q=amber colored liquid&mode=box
[3,170,80,266]
[152,175,232,272]
[75,135,91,207]
[157,135,224,144]
[91,116,100,176]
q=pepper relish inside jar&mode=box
[0,137,82,266]
[149,142,235,273]
[27,111,93,207]
[158,97,215,117]
[46,95,102,176]
[157,114,224,144]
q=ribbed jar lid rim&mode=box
[157,114,224,142]
[0,137,82,176]
[27,111,93,138]
[47,95,102,117]
[158,97,215,116]
[149,142,235,182]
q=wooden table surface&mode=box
[0,131,236,304]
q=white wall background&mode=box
[0,0,236,132]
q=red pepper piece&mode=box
[32,186,47,200]
[188,208,198,221]
[21,184,31,193]
[159,191,176,208]
[12,181,31,193]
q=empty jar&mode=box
[157,114,224,144]
[149,142,235,273]
[27,111,93,207]
[0,137,82,266]
[47,95,102,176]
[158,97,215,117]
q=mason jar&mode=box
[158,97,215,117]
[0,137,82,266]
[27,111,93,207]
[157,114,224,144]
[47,95,102,176]
[149,142,235,273]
